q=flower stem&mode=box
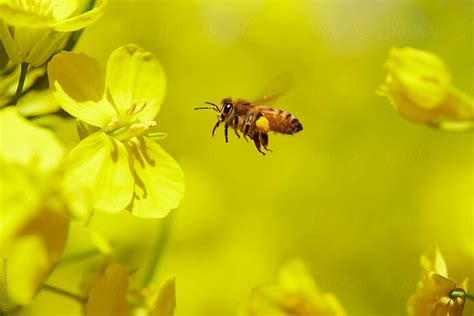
[12,62,29,105]
[450,290,474,301]
[141,215,172,287]
[42,284,87,304]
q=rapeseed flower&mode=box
[241,258,346,316]
[48,44,184,219]
[85,262,129,316]
[0,108,68,307]
[378,47,473,132]
[407,245,469,316]
[0,0,106,67]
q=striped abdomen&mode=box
[260,108,303,134]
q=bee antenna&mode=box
[195,102,219,112]
[205,102,220,111]
[194,106,218,112]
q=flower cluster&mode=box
[0,2,472,315]
[0,2,183,313]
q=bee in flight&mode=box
[195,75,303,155]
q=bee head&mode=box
[220,98,234,121]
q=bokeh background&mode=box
[18,0,473,315]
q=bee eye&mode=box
[224,103,233,114]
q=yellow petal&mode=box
[0,108,64,173]
[62,132,134,215]
[106,44,166,123]
[150,278,176,316]
[53,0,107,32]
[245,258,347,316]
[17,89,60,117]
[128,137,184,218]
[0,3,55,28]
[387,47,451,109]
[86,263,129,316]
[48,51,116,128]
[420,245,447,277]
[0,205,69,306]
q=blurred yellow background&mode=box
[18,0,473,315]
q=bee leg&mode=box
[233,115,240,138]
[242,113,254,142]
[211,120,220,137]
[261,133,272,152]
[242,123,250,142]
[253,132,266,156]
[224,123,229,143]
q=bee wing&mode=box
[252,73,293,106]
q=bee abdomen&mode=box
[262,109,303,134]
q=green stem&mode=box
[42,284,87,304]
[450,290,474,301]
[141,215,172,287]
[12,62,29,105]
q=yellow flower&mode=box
[85,262,129,316]
[0,0,106,67]
[48,44,184,219]
[241,258,346,316]
[0,108,69,307]
[378,47,474,132]
[131,277,176,316]
[407,245,468,316]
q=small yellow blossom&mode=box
[0,108,69,307]
[48,44,184,219]
[241,258,346,316]
[149,278,176,316]
[407,245,468,316]
[85,262,129,316]
[132,278,176,316]
[378,47,473,132]
[0,0,107,66]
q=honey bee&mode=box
[195,75,303,155]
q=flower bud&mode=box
[378,47,473,131]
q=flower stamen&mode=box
[105,116,120,132]
[126,99,148,117]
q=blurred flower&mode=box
[241,258,346,316]
[0,0,107,67]
[0,108,69,307]
[378,47,473,132]
[149,278,176,316]
[48,44,184,219]
[0,63,46,107]
[85,262,129,316]
[132,278,176,316]
[407,245,468,316]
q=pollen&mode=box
[256,116,270,133]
